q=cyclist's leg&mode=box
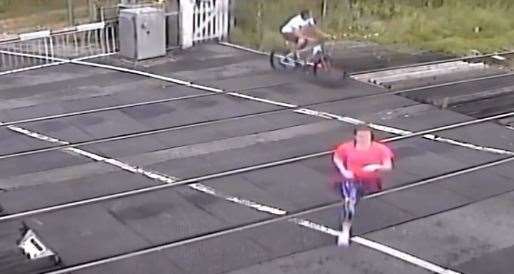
[339,180,358,246]
[297,36,308,51]
[299,31,324,63]
[294,30,311,60]
[282,32,299,60]
[341,180,359,221]
[300,26,320,45]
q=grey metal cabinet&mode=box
[119,7,166,60]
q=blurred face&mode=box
[355,129,372,148]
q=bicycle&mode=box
[270,36,347,79]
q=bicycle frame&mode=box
[270,36,340,77]
[282,40,329,66]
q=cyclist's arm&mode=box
[305,27,333,41]
[307,18,332,39]
[375,157,393,171]
[379,146,394,171]
[311,25,330,37]
[333,153,354,178]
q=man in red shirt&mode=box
[333,125,394,246]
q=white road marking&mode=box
[3,48,503,156]
[67,59,514,156]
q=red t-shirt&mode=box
[334,141,394,180]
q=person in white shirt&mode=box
[280,10,332,58]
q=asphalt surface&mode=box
[0,42,513,274]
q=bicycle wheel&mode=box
[270,51,298,72]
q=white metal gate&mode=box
[0,21,118,73]
[180,0,229,48]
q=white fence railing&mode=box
[0,1,230,72]
[0,21,118,72]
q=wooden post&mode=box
[67,0,75,25]
[180,0,194,48]
[221,0,229,40]
[228,0,235,41]
[88,0,97,22]
[165,0,180,48]
[257,1,263,48]
[321,0,327,23]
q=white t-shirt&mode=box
[281,14,315,33]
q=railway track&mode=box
[1,43,514,273]
[40,154,514,274]
[1,109,512,222]
[1,46,514,130]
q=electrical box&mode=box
[119,7,166,60]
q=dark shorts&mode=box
[338,178,382,202]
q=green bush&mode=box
[231,0,514,55]
[0,0,13,13]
